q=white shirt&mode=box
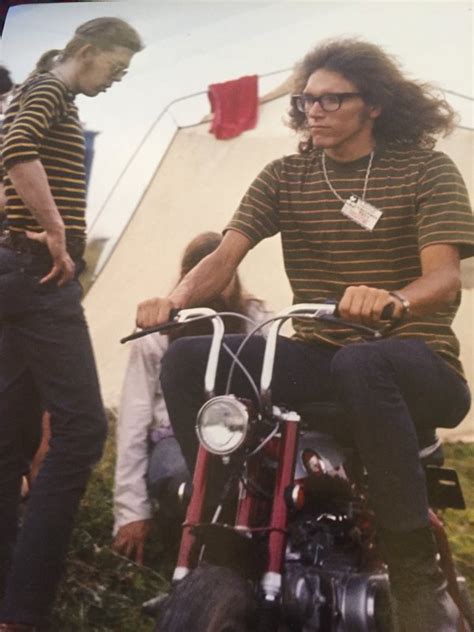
[113,300,273,534]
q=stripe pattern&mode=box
[1,73,86,240]
[226,146,474,375]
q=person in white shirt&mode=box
[112,231,271,564]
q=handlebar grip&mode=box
[120,320,181,344]
[333,300,395,321]
[121,307,183,344]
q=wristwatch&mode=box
[389,290,410,318]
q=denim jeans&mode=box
[0,246,107,629]
[147,435,190,501]
[160,333,470,533]
[146,436,190,521]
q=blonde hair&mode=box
[61,17,144,60]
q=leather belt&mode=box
[0,231,86,260]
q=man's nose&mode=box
[307,101,325,117]
[112,70,127,83]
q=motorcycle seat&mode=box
[296,401,444,467]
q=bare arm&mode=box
[397,244,461,315]
[9,160,63,232]
[8,160,75,285]
[0,183,6,212]
[338,244,461,324]
[136,230,252,328]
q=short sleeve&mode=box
[225,159,282,246]
[416,151,474,259]
[2,79,65,171]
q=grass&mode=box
[442,443,474,595]
[50,414,474,631]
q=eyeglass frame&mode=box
[291,92,363,113]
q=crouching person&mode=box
[112,231,271,564]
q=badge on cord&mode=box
[341,195,382,231]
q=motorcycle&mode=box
[122,303,473,632]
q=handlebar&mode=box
[122,308,225,398]
[121,301,396,407]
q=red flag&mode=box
[208,75,258,140]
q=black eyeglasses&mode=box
[291,92,362,113]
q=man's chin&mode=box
[312,137,333,150]
[310,131,334,146]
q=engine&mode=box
[280,430,394,631]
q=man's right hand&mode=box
[136,296,177,329]
[26,229,75,286]
[112,519,152,565]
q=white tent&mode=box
[83,90,474,441]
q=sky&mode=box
[1,1,472,270]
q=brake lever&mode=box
[318,315,384,338]
[120,308,182,344]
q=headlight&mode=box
[196,395,250,455]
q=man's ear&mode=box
[369,103,382,120]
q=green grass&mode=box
[442,443,474,596]
[50,416,474,630]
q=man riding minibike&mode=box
[136,38,474,632]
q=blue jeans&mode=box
[0,246,107,629]
[146,435,190,521]
[160,333,470,533]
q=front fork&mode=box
[173,413,300,597]
[261,412,300,604]
[173,444,211,582]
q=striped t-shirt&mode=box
[1,73,86,241]
[226,146,474,375]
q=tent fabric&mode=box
[208,75,258,140]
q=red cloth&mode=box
[208,75,258,140]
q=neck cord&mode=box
[321,150,374,203]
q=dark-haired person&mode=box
[137,39,474,632]
[113,232,271,564]
[0,17,143,631]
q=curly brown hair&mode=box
[288,38,456,153]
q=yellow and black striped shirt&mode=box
[1,73,86,240]
[227,146,474,375]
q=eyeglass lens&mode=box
[295,94,342,112]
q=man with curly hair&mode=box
[137,39,474,631]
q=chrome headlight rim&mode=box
[195,395,250,456]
